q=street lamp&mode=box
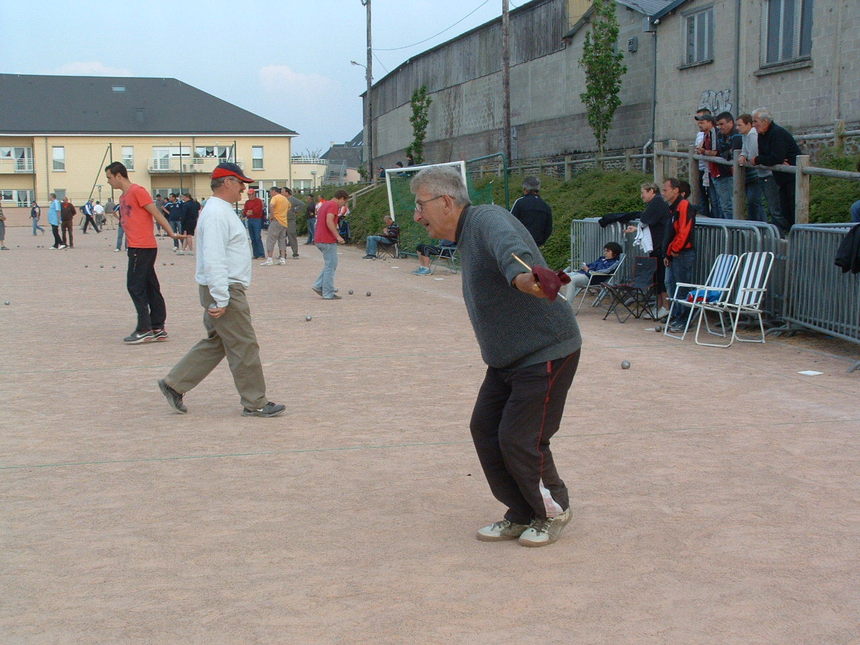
[310,170,317,191]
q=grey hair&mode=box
[210,177,227,190]
[522,176,541,192]
[752,107,773,123]
[410,166,470,206]
[640,181,659,193]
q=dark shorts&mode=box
[181,216,198,236]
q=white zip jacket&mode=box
[195,196,252,307]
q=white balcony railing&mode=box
[0,158,35,173]
[148,157,242,173]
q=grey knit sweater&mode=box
[456,203,581,369]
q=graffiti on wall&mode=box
[698,89,733,115]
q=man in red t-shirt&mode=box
[105,161,183,344]
[311,190,349,299]
[243,188,265,259]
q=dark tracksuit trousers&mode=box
[127,247,166,333]
[470,349,580,524]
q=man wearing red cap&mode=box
[157,162,285,418]
[105,161,183,344]
[243,188,265,259]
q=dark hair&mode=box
[334,189,350,200]
[283,187,292,195]
[104,161,128,178]
[737,113,753,125]
[664,177,682,190]
[604,241,623,257]
[678,179,691,198]
[715,111,734,123]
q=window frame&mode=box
[762,0,813,68]
[122,146,135,171]
[681,5,714,68]
[52,146,66,171]
[251,146,264,170]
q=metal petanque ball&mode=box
[348,290,354,295]
[305,315,312,322]
[4,301,10,306]
[100,265,104,268]
[621,360,631,370]
[366,291,371,297]
[654,325,662,333]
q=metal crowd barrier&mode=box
[777,224,860,370]
[569,216,783,315]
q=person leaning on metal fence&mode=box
[751,107,801,235]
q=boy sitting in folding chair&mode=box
[412,239,456,275]
[564,242,623,300]
[363,216,400,259]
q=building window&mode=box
[122,146,135,171]
[764,0,813,65]
[1,189,35,206]
[52,146,65,171]
[252,146,264,170]
[684,7,713,66]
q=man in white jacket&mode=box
[158,162,285,418]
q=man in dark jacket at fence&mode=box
[510,176,553,246]
[752,108,801,234]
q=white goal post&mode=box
[383,160,467,221]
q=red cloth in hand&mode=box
[532,265,571,302]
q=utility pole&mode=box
[501,0,512,165]
[361,0,373,183]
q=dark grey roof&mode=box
[322,136,363,168]
[564,0,677,39]
[0,74,296,136]
[617,0,678,17]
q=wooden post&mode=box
[795,154,810,224]
[689,145,702,207]
[732,149,747,220]
[668,139,679,179]
[564,155,572,182]
[653,141,664,185]
[624,149,635,172]
[835,119,846,154]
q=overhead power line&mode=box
[375,0,492,52]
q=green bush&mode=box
[809,149,860,224]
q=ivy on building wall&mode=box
[406,85,432,165]
[579,0,627,159]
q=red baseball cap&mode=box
[211,162,254,183]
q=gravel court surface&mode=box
[1,231,858,644]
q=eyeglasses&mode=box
[414,195,445,212]
[225,176,246,185]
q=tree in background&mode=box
[406,85,432,165]
[579,0,626,160]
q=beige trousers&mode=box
[165,284,267,410]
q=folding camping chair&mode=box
[663,253,739,340]
[569,253,627,313]
[429,245,459,273]
[601,256,658,323]
[693,251,775,347]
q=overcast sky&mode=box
[1,0,511,154]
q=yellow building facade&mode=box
[0,74,296,225]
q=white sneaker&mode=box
[277,257,286,265]
[657,306,670,320]
[476,519,530,542]
[260,258,273,266]
[113,248,120,252]
[518,508,572,547]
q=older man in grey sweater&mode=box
[411,166,582,547]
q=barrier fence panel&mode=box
[570,216,785,316]
[780,225,860,358]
